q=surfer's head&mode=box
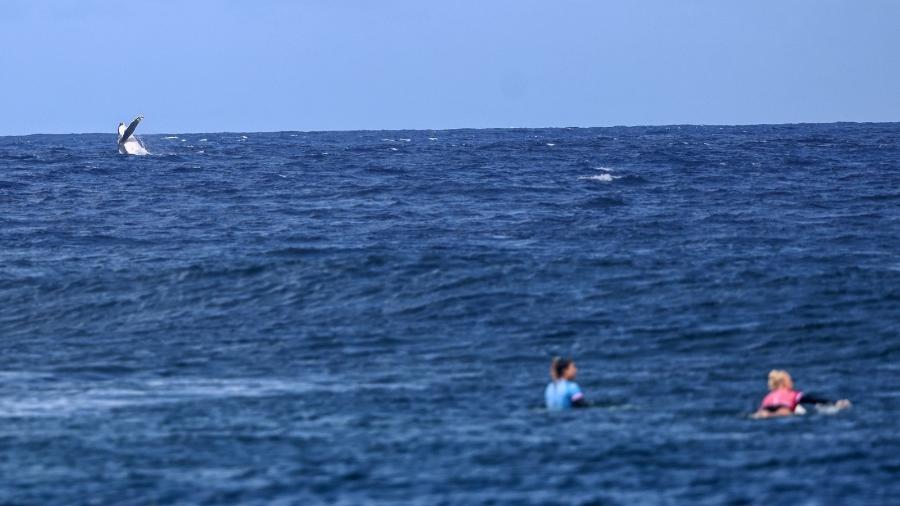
[550,357,577,381]
[767,369,793,391]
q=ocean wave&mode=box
[579,174,617,182]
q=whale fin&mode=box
[120,115,143,143]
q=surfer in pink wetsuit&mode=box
[753,369,850,419]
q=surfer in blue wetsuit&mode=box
[544,357,586,410]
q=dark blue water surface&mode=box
[2,124,899,505]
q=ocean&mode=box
[1,123,899,505]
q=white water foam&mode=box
[579,174,617,182]
[0,377,427,418]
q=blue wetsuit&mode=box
[544,379,584,410]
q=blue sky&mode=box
[1,0,898,135]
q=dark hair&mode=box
[550,357,574,380]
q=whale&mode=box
[117,115,148,155]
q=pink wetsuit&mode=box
[760,388,803,412]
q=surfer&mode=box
[117,115,148,155]
[752,369,850,418]
[544,357,587,410]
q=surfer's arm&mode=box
[798,392,831,405]
[571,390,587,408]
[798,393,850,409]
[121,115,143,141]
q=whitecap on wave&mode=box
[578,174,618,182]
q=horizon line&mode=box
[2,120,898,138]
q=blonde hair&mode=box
[767,369,791,390]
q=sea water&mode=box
[1,124,899,504]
